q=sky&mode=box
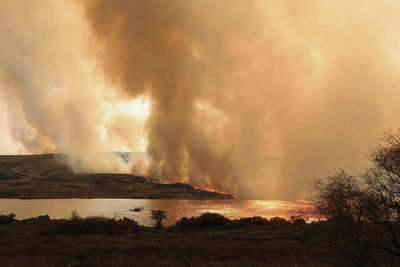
[0,0,400,199]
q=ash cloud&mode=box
[1,0,400,199]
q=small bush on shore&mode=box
[170,213,306,232]
[22,215,51,224]
[50,216,138,235]
[236,216,268,226]
[170,213,229,231]
[292,218,306,227]
[268,217,290,227]
[0,213,15,225]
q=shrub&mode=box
[51,216,137,235]
[292,218,306,227]
[235,216,269,226]
[170,213,229,231]
[21,215,51,225]
[0,213,15,225]
[268,217,290,227]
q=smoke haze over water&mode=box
[0,0,400,199]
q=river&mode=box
[0,199,311,226]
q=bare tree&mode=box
[364,129,400,221]
[360,129,400,258]
[311,169,366,224]
[309,130,400,263]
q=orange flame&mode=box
[146,176,236,197]
[191,184,236,197]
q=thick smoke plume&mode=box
[80,0,400,198]
[1,0,400,199]
[0,0,142,172]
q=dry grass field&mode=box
[0,215,358,267]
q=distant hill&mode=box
[0,154,233,199]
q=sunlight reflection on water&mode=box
[0,199,311,226]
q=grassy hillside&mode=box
[0,154,233,199]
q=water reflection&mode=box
[0,199,311,226]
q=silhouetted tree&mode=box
[151,210,166,229]
[311,170,392,264]
[311,170,366,224]
[364,129,400,221]
[360,129,400,258]
[312,169,389,223]
[310,130,400,263]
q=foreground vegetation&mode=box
[0,212,383,266]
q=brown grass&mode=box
[0,231,346,266]
[0,214,398,266]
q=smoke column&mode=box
[0,0,143,172]
[1,0,400,199]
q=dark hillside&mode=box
[0,154,233,199]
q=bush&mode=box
[268,217,290,227]
[170,213,229,231]
[20,215,51,225]
[0,213,15,225]
[292,218,306,227]
[235,216,269,226]
[51,216,137,235]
